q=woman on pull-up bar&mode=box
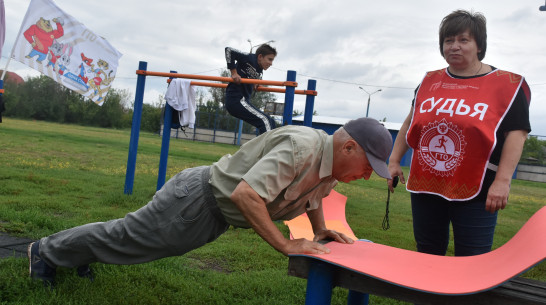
[224,43,277,134]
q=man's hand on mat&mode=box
[313,229,354,245]
[284,238,331,255]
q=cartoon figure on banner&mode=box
[73,52,115,103]
[57,43,73,75]
[87,59,115,103]
[46,40,63,71]
[23,17,64,64]
[53,51,89,92]
[78,53,93,84]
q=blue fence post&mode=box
[282,70,297,126]
[213,107,218,143]
[124,61,148,194]
[303,79,316,127]
[156,70,177,191]
[237,119,243,145]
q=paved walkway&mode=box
[0,232,35,259]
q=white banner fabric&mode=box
[11,0,122,105]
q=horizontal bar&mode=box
[136,70,297,87]
[170,79,317,96]
[189,81,226,88]
[260,87,317,96]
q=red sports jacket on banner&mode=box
[406,69,523,200]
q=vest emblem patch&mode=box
[417,118,466,177]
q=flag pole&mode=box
[0,0,7,81]
[1,57,13,81]
[1,0,34,81]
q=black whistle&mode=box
[392,176,399,188]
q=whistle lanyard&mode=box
[382,176,399,230]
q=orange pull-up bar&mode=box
[125,61,317,196]
[172,80,318,96]
[136,70,297,87]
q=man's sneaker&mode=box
[28,241,56,287]
[77,265,94,282]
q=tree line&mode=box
[2,74,149,130]
[0,70,279,135]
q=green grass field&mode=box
[0,118,544,305]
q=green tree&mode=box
[141,95,164,133]
[521,136,546,165]
[4,75,68,121]
[2,75,134,129]
[87,88,131,128]
[208,70,229,110]
[251,90,276,112]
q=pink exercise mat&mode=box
[290,206,546,295]
[284,190,358,240]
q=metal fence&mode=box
[161,107,260,146]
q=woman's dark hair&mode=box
[255,44,277,57]
[439,10,487,61]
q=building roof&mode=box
[292,115,403,131]
[0,70,25,85]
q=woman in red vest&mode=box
[388,10,531,256]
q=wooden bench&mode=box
[284,194,546,305]
[288,256,546,304]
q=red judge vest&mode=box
[406,69,522,200]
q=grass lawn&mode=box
[0,118,544,305]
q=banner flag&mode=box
[11,0,122,105]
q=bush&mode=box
[521,136,546,165]
[2,75,134,129]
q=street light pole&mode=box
[359,87,382,118]
[247,39,253,52]
[247,39,276,52]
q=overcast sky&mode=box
[2,0,546,136]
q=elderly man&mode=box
[29,117,393,287]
